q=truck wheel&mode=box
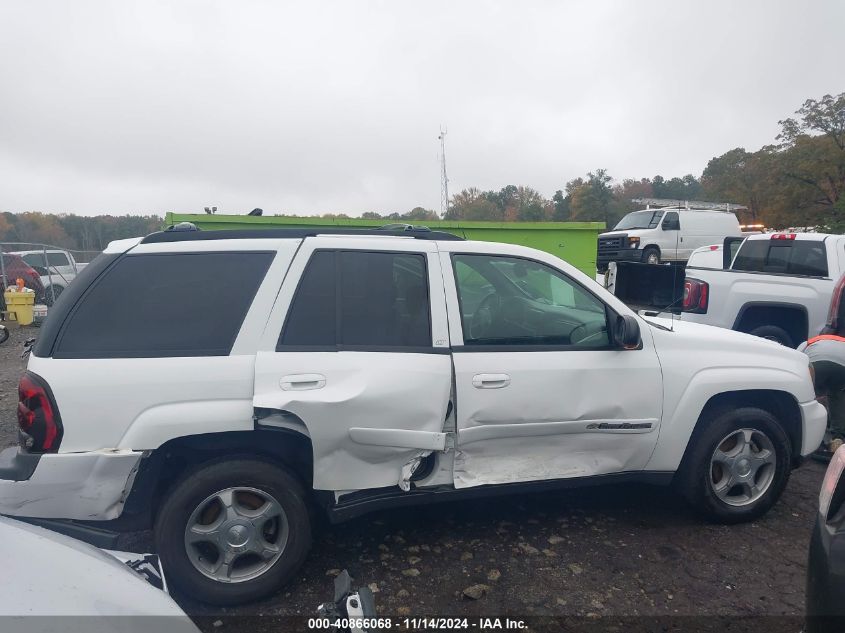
[642,247,660,265]
[748,325,794,347]
[676,407,792,524]
[154,458,311,605]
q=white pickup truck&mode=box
[682,232,845,347]
[11,249,89,305]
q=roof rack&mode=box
[142,224,464,244]
[631,198,748,212]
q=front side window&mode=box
[280,250,432,349]
[453,254,610,347]
[54,252,274,358]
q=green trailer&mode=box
[164,213,605,277]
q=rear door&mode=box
[253,237,452,492]
[440,243,664,488]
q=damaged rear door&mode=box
[254,237,452,492]
[440,246,663,488]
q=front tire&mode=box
[154,458,312,605]
[676,407,792,524]
[642,246,660,265]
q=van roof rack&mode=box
[631,198,748,212]
[142,226,464,244]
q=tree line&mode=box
[1,90,842,250]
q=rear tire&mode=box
[748,325,794,347]
[154,458,311,605]
[675,406,792,524]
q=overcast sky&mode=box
[0,1,842,217]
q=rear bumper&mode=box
[802,400,828,456]
[0,447,143,521]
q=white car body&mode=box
[597,207,743,270]
[686,244,726,270]
[0,230,826,523]
[683,233,845,346]
[0,516,196,630]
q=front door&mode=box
[254,238,453,492]
[440,248,664,488]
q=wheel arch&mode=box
[121,426,314,529]
[678,389,803,471]
[733,302,809,347]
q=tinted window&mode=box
[280,250,431,349]
[732,239,828,276]
[54,252,274,358]
[453,254,609,347]
[280,251,336,346]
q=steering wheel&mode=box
[470,293,501,340]
[569,321,607,346]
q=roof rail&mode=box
[141,227,464,244]
[631,198,748,212]
[375,223,433,232]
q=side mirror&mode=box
[614,314,641,349]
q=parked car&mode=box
[0,226,825,605]
[596,204,743,272]
[682,232,844,347]
[0,515,197,630]
[806,446,845,632]
[11,248,89,306]
[0,253,45,305]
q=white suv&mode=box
[0,226,826,605]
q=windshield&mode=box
[613,210,664,231]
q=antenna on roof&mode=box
[438,126,449,218]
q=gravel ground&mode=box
[0,322,824,628]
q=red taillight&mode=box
[17,372,62,453]
[771,233,797,240]
[683,278,709,313]
[827,274,845,333]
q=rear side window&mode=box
[732,239,828,277]
[54,252,274,358]
[280,250,431,349]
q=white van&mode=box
[596,205,743,272]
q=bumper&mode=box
[0,447,143,521]
[807,514,845,631]
[596,248,642,272]
[802,400,829,456]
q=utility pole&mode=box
[438,126,449,218]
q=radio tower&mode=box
[438,126,449,217]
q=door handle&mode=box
[472,373,511,389]
[280,373,326,391]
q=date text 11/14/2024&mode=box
[307,617,528,630]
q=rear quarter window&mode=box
[53,251,274,358]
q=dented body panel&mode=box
[0,231,824,527]
[0,449,142,520]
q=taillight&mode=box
[827,274,845,333]
[17,371,63,453]
[682,278,709,313]
[820,447,845,520]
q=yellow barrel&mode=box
[4,290,35,326]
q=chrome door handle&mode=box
[472,373,511,389]
[280,373,326,391]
